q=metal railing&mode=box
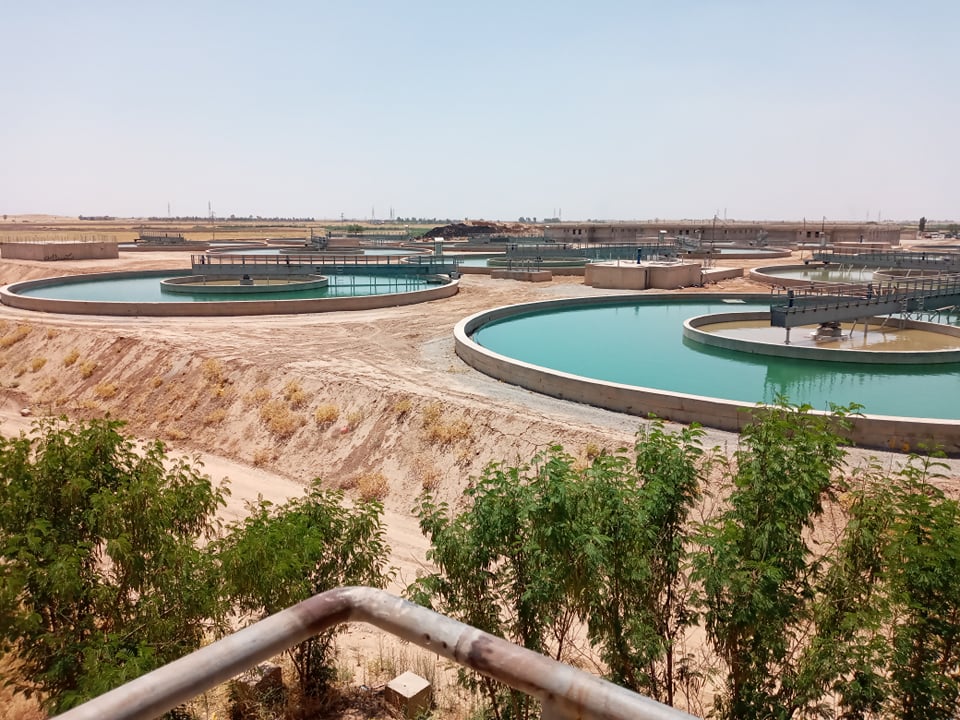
[769,275,960,328]
[52,587,695,720]
[812,249,960,271]
[191,254,460,277]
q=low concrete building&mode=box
[545,220,901,247]
[585,260,701,290]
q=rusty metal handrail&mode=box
[52,587,695,720]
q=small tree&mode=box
[582,421,706,705]
[884,455,960,719]
[411,424,707,716]
[0,418,227,712]
[692,401,853,719]
[411,450,575,720]
[217,483,391,696]
[919,217,927,233]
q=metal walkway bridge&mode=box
[770,275,960,329]
[812,249,960,272]
[506,241,679,261]
[191,253,460,277]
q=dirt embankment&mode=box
[0,263,647,519]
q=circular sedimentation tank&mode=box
[685,247,792,259]
[455,294,960,453]
[1,269,457,316]
[683,312,960,364]
[751,264,877,285]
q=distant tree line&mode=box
[143,215,317,222]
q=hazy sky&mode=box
[2,1,956,222]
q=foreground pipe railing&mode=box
[53,587,696,720]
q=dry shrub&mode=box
[79,360,97,379]
[201,358,224,385]
[244,387,272,407]
[283,379,307,409]
[422,402,472,446]
[13,364,27,378]
[414,458,442,492]
[583,442,603,460]
[314,403,340,426]
[346,409,364,427]
[357,471,389,501]
[259,400,303,438]
[151,375,164,388]
[212,384,233,399]
[0,323,32,349]
[63,349,80,367]
[165,426,188,441]
[204,408,227,426]
[392,395,413,418]
[45,328,59,340]
[93,382,117,399]
[30,357,47,373]
[252,448,273,467]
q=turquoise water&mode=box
[763,266,876,282]
[472,299,960,419]
[17,273,436,302]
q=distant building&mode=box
[543,221,902,247]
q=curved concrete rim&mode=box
[1,269,458,317]
[749,263,861,287]
[159,274,330,295]
[453,292,960,455]
[683,311,960,365]
[684,248,792,260]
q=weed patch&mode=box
[422,402,472,445]
[93,383,117,399]
[283,380,307,409]
[314,403,340,426]
[356,472,389,501]
[0,324,32,349]
[259,400,303,438]
[79,361,97,379]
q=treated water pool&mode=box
[471,298,960,420]
[15,272,437,302]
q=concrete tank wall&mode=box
[1,270,459,317]
[1,242,119,261]
[453,294,960,455]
